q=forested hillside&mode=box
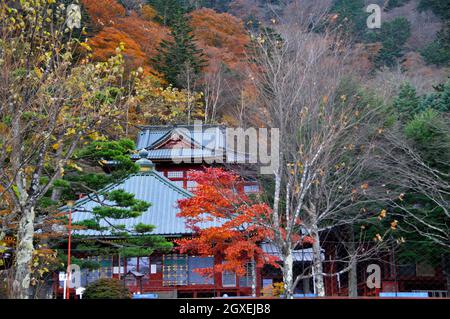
[77,0,449,126]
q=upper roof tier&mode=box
[134,124,249,163]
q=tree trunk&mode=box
[347,230,358,298]
[282,248,294,299]
[51,187,62,202]
[251,259,257,297]
[348,258,358,298]
[442,253,450,296]
[311,226,325,297]
[11,206,35,299]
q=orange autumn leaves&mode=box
[81,0,168,76]
[189,8,250,73]
[175,168,312,277]
[81,1,252,83]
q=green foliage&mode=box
[75,139,137,174]
[56,138,138,202]
[198,0,233,12]
[147,0,187,26]
[329,1,412,68]
[106,189,150,210]
[134,223,156,233]
[62,174,114,200]
[83,189,151,228]
[405,109,450,167]
[418,0,450,20]
[393,82,421,122]
[116,234,174,257]
[94,87,124,105]
[74,219,107,231]
[153,13,207,87]
[391,80,450,258]
[393,80,450,168]
[418,1,450,66]
[83,278,131,299]
[53,136,172,273]
[57,252,102,271]
[421,23,450,67]
[366,17,411,67]
[420,79,450,113]
[386,0,410,10]
[331,0,368,40]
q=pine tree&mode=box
[421,78,450,113]
[421,22,450,67]
[366,17,411,68]
[153,13,207,87]
[418,0,450,20]
[393,82,421,122]
[54,139,172,262]
[330,0,367,40]
[147,0,187,26]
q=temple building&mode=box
[55,124,264,298]
[54,124,448,298]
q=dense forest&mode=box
[72,0,450,127]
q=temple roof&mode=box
[134,124,248,163]
[261,243,325,262]
[136,125,226,150]
[68,170,221,237]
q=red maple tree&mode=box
[175,168,279,278]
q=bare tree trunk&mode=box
[282,248,294,299]
[311,226,325,297]
[251,258,257,297]
[50,188,62,202]
[348,258,358,298]
[11,206,35,299]
[348,230,358,297]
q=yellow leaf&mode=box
[34,67,43,79]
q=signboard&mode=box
[150,264,157,274]
[76,287,86,296]
[113,266,124,274]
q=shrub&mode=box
[83,278,131,299]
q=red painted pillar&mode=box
[66,203,73,300]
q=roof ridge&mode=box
[139,124,226,130]
[149,170,193,197]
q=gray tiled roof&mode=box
[69,170,221,237]
[261,242,324,262]
[135,125,249,163]
[136,125,226,150]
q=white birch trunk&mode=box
[311,226,325,297]
[251,260,257,297]
[282,249,294,299]
[11,206,35,299]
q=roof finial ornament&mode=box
[139,148,149,159]
[136,149,154,172]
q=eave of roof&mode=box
[62,170,222,237]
